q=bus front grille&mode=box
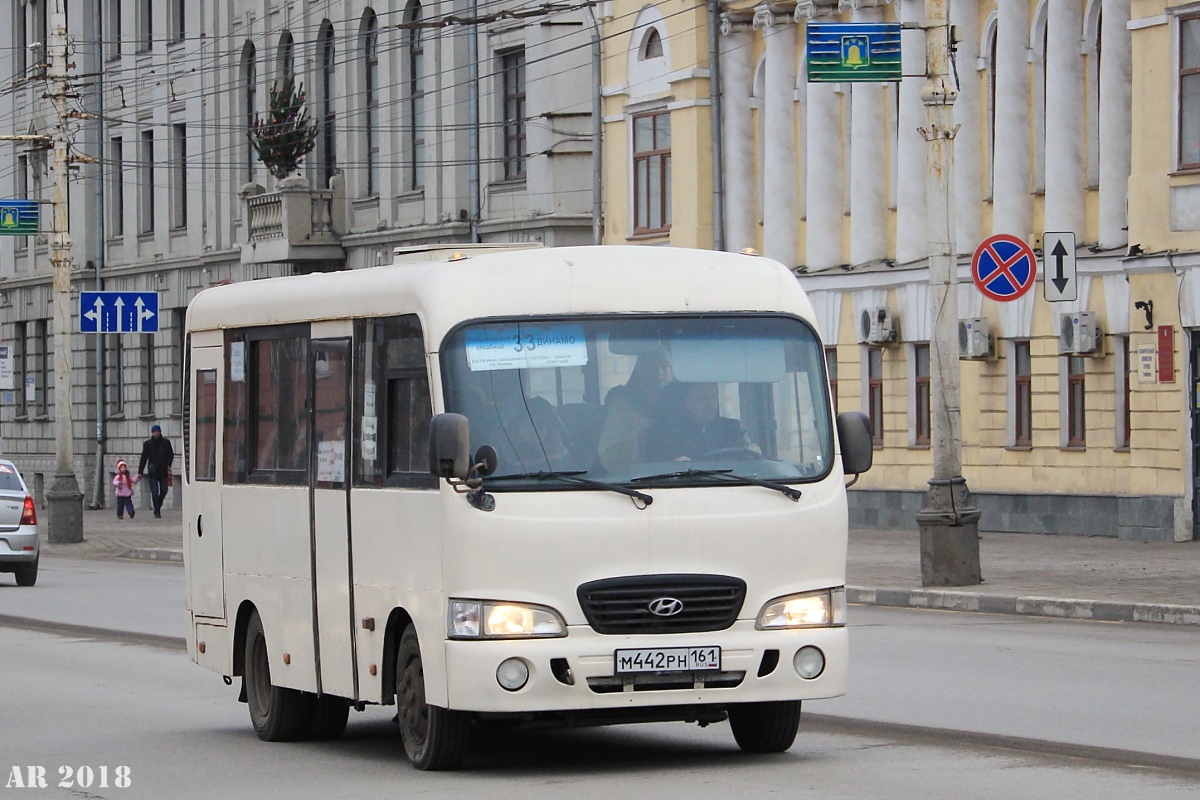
[576,574,746,634]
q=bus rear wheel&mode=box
[243,609,314,741]
[395,624,470,770]
[728,700,802,753]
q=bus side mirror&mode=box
[836,411,873,477]
[429,413,471,480]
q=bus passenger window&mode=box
[195,369,218,481]
[355,316,435,487]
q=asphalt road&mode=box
[4,557,1200,796]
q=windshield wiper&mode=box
[486,470,653,507]
[631,468,802,502]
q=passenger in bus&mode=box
[465,369,571,474]
[597,349,674,471]
[643,381,753,461]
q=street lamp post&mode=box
[45,0,84,544]
[915,0,981,585]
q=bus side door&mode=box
[187,345,225,620]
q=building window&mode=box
[641,29,664,60]
[140,0,153,52]
[406,1,426,190]
[15,322,28,418]
[867,347,883,446]
[139,130,155,234]
[825,346,838,415]
[500,48,526,181]
[632,110,671,234]
[34,0,47,76]
[109,137,124,236]
[362,10,380,195]
[1181,14,1200,169]
[15,155,29,250]
[319,21,336,188]
[1014,340,1032,446]
[36,320,49,417]
[104,0,122,59]
[1067,355,1086,447]
[987,27,998,198]
[913,343,930,446]
[144,334,156,415]
[172,124,187,230]
[242,42,257,182]
[110,335,125,416]
[277,31,294,84]
[16,1,27,75]
[171,0,185,42]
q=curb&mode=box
[119,548,184,563]
[847,586,1200,626]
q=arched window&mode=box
[641,29,663,60]
[406,1,425,190]
[319,21,336,187]
[1085,1,1102,187]
[986,25,998,200]
[242,42,257,182]
[1032,5,1048,193]
[361,10,380,195]
[277,31,295,85]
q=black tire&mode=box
[307,694,350,740]
[728,700,802,753]
[243,609,314,742]
[395,624,470,770]
[14,556,38,587]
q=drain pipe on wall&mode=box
[467,0,482,243]
[708,0,725,252]
[586,3,603,244]
[89,0,108,510]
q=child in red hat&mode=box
[113,459,140,520]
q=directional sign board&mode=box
[0,199,39,236]
[1042,231,1077,302]
[972,234,1038,302]
[79,291,160,334]
[807,23,902,83]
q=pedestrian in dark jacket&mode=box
[138,424,175,518]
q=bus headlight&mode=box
[756,588,847,629]
[449,599,566,639]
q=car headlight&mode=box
[449,599,566,639]
[757,588,847,629]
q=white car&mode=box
[0,460,39,586]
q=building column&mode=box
[798,2,842,270]
[896,0,926,262]
[720,14,757,253]
[951,0,981,253]
[992,0,1031,237]
[1045,0,1085,237]
[755,4,798,268]
[845,0,891,265]
[1099,0,1132,249]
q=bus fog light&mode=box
[793,646,825,680]
[496,658,530,691]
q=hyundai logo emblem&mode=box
[648,597,684,617]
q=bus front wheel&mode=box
[728,700,802,753]
[243,609,314,741]
[395,624,470,770]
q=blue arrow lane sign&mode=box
[79,291,160,333]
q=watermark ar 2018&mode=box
[6,766,131,789]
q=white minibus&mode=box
[183,245,872,770]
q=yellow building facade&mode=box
[600,0,1200,541]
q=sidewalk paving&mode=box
[36,509,1200,626]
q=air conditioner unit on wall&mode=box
[859,306,897,344]
[958,318,993,359]
[1058,311,1103,356]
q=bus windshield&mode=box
[441,314,833,487]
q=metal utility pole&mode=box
[915,0,980,585]
[45,0,85,543]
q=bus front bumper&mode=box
[443,621,847,714]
